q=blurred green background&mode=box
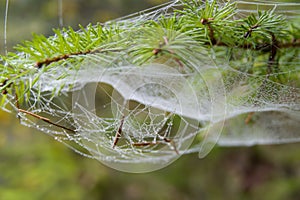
[1,0,300,199]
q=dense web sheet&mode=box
[1,0,299,172]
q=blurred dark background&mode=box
[1,0,300,199]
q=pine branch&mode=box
[0,0,299,104]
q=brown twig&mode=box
[152,36,185,68]
[112,115,125,148]
[244,24,259,38]
[153,36,169,55]
[18,108,76,133]
[267,33,278,75]
[35,50,91,68]
[133,138,179,155]
[245,112,254,124]
[245,33,279,124]
[212,40,300,50]
[278,40,300,48]
[201,18,216,45]
[0,78,11,95]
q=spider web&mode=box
[1,0,299,172]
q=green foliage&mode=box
[1,0,299,103]
[241,9,287,44]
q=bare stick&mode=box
[201,18,216,45]
[112,115,125,148]
[245,112,254,124]
[18,109,75,133]
[133,138,179,155]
